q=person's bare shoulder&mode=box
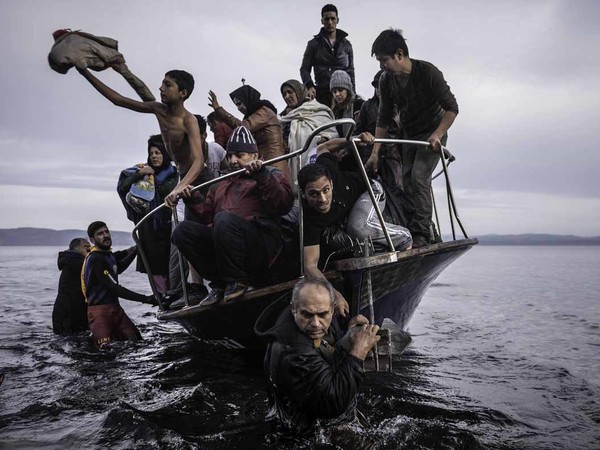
[182,109,196,122]
[149,102,169,114]
[182,111,200,131]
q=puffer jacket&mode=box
[300,28,355,93]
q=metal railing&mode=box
[132,118,468,309]
[358,137,469,241]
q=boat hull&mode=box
[341,239,477,329]
[157,238,478,350]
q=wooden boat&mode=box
[133,120,478,351]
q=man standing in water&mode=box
[300,4,355,107]
[83,221,156,348]
[77,67,204,207]
[52,237,91,334]
[261,278,380,434]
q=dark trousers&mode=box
[401,132,447,241]
[315,87,333,109]
[88,304,140,348]
[172,212,274,286]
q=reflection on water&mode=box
[0,246,599,449]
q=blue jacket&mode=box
[82,247,143,306]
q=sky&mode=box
[1,0,599,236]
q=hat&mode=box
[329,70,353,94]
[371,69,383,87]
[227,126,258,153]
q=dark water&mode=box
[0,245,599,449]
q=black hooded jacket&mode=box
[300,28,355,93]
[257,305,364,433]
[52,250,88,334]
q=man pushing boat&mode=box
[82,221,156,348]
[260,278,379,445]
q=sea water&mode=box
[0,245,598,449]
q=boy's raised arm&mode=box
[77,67,156,114]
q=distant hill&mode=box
[1,228,599,246]
[474,234,600,246]
[0,228,134,246]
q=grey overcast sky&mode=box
[1,0,599,236]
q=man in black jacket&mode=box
[261,278,380,433]
[300,4,355,107]
[365,29,459,247]
[52,237,91,334]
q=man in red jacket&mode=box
[172,126,294,306]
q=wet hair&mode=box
[87,221,107,238]
[321,4,338,17]
[298,162,332,191]
[69,238,87,251]
[291,278,335,308]
[371,28,409,58]
[164,70,194,99]
[195,115,207,134]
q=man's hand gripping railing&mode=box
[132,119,357,310]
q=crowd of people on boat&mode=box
[50,2,458,437]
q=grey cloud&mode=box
[1,0,599,234]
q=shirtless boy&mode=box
[77,67,204,207]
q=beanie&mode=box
[227,126,258,153]
[329,70,353,94]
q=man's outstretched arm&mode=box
[111,63,155,102]
[77,67,156,113]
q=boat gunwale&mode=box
[157,238,478,321]
[332,238,479,271]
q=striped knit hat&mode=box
[226,126,258,153]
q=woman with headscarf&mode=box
[117,135,178,294]
[278,79,338,188]
[208,84,291,181]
